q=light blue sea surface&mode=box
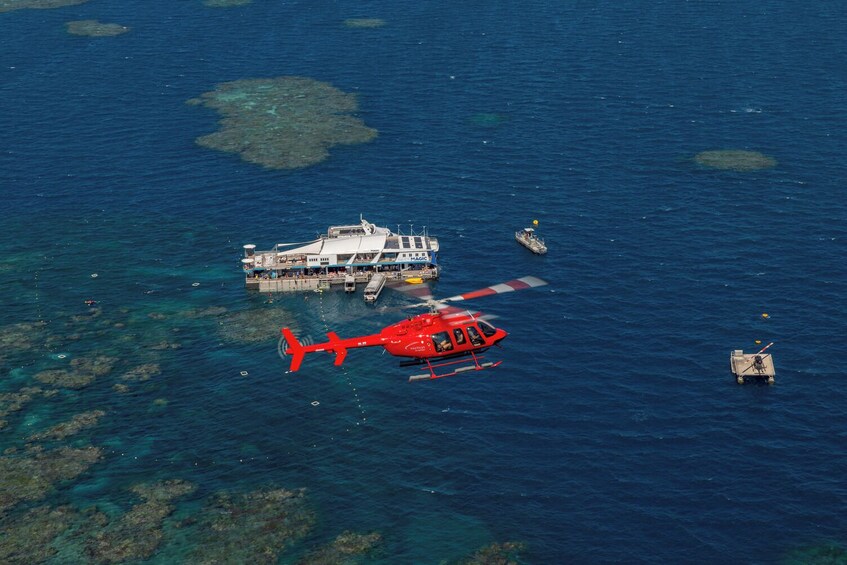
[1,1,846,562]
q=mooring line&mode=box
[316,291,367,427]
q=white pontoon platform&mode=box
[730,349,775,384]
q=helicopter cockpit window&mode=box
[453,328,466,345]
[431,331,453,352]
[466,326,484,346]
[478,320,497,338]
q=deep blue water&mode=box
[2,1,847,562]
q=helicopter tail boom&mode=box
[282,327,385,372]
[281,328,306,372]
[327,331,347,367]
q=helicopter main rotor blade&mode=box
[442,276,547,303]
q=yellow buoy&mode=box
[762,313,769,319]
[755,340,762,345]
[532,219,539,226]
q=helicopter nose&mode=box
[495,328,508,344]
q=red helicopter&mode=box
[280,276,547,382]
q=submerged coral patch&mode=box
[188,77,377,169]
[0,387,43,431]
[781,542,847,564]
[217,308,297,344]
[34,356,116,389]
[299,531,382,564]
[0,505,77,563]
[0,321,49,353]
[0,0,89,13]
[66,20,130,36]
[0,446,101,516]
[469,113,509,128]
[456,541,526,564]
[28,410,106,442]
[203,0,251,6]
[34,369,94,389]
[121,363,161,382]
[183,487,315,563]
[86,479,196,563]
[694,150,777,172]
[344,18,386,28]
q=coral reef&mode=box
[298,531,382,564]
[34,355,117,389]
[86,479,196,563]
[456,541,526,565]
[217,308,296,344]
[121,363,161,382]
[187,77,377,169]
[203,0,251,6]
[66,20,130,36]
[0,321,48,354]
[34,369,94,389]
[0,445,101,516]
[781,542,847,564]
[694,149,777,172]
[470,113,509,128]
[0,387,43,431]
[0,0,88,13]
[0,505,76,564]
[344,18,386,28]
[183,487,315,563]
[150,340,182,350]
[181,305,228,319]
[27,409,106,442]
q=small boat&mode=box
[363,273,386,303]
[404,277,424,285]
[515,227,547,254]
[344,274,356,293]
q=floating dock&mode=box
[242,217,439,293]
[730,349,775,384]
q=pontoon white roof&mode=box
[278,233,388,256]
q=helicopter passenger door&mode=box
[452,328,466,346]
[431,331,453,353]
[466,326,484,346]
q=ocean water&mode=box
[1,1,846,563]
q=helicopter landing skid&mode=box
[408,352,502,382]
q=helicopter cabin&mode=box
[242,217,439,292]
[730,349,775,384]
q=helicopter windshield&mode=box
[478,320,497,337]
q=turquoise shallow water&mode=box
[2,1,847,563]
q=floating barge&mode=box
[730,348,775,385]
[243,217,439,293]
